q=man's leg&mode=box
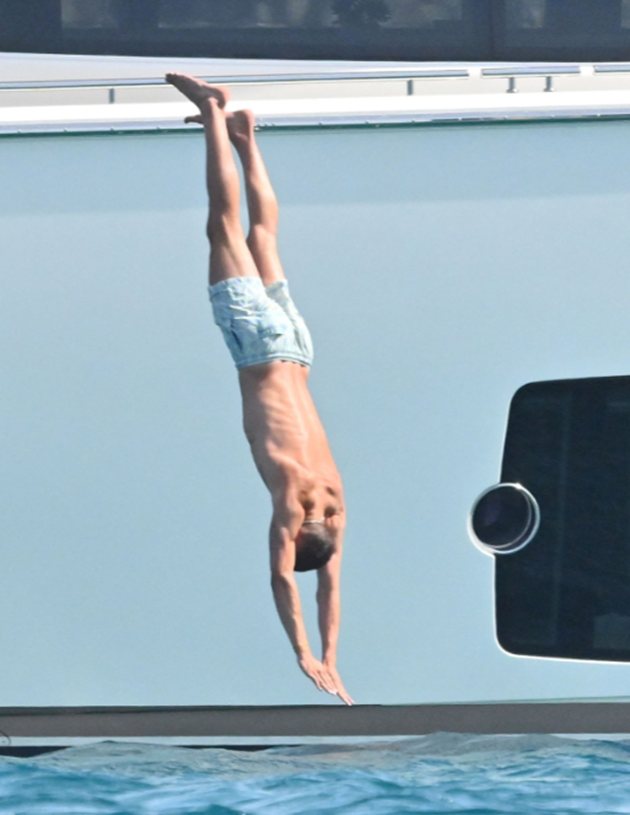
[165,74,260,286]
[227,110,286,286]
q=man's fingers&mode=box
[310,665,335,694]
[338,689,354,706]
[325,682,352,704]
[310,668,327,692]
[300,658,347,698]
[333,683,353,705]
[326,669,354,705]
[319,671,337,693]
[319,677,335,693]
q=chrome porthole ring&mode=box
[468,483,540,556]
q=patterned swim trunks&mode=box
[209,277,314,370]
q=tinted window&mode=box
[496,376,630,662]
[3,2,630,74]
[495,0,630,60]
[0,0,489,60]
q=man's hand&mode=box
[323,662,354,706]
[297,652,354,705]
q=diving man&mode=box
[166,74,352,705]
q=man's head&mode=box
[294,521,335,572]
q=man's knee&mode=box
[247,224,277,255]
[206,212,243,246]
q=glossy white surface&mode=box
[3,116,630,706]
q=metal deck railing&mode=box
[3,63,630,135]
[0,64,606,106]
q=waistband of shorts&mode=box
[208,277,265,299]
[236,352,312,370]
[208,277,289,299]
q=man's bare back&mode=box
[166,72,352,704]
[239,362,342,514]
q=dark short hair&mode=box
[294,522,335,572]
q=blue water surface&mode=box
[1,733,629,814]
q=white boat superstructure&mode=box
[3,52,630,725]
[5,53,630,132]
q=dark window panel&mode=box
[0,0,61,48]
[61,0,117,29]
[496,377,630,663]
[381,0,464,28]
[3,0,630,61]
[0,0,489,58]
[505,0,546,29]
[494,0,630,60]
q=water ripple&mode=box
[1,734,630,814]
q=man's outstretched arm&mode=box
[316,525,354,706]
[269,498,341,697]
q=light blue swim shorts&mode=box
[209,277,314,370]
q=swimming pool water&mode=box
[1,733,629,814]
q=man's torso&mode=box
[238,361,343,515]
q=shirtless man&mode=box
[166,73,352,705]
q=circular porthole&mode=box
[468,483,540,555]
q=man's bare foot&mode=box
[165,72,230,111]
[226,110,256,150]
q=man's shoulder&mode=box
[270,481,306,530]
[269,458,314,499]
